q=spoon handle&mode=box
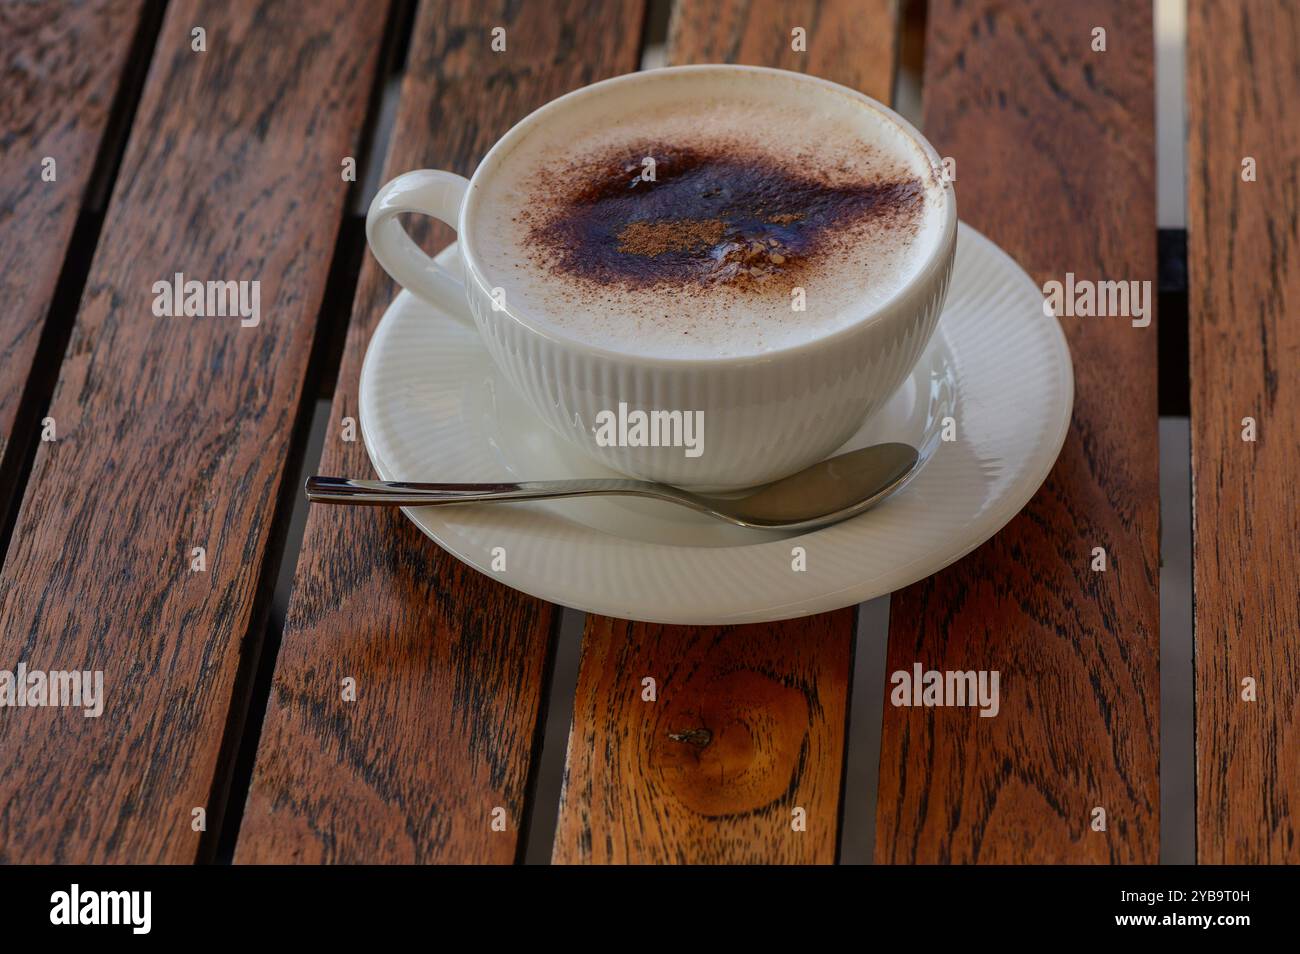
[305,475,662,507]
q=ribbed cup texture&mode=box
[470,230,957,489]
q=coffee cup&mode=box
[367,64,956,490]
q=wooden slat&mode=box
[0,0,386,863]
[556,616,855,863]
[551,0,899,865]
[0,0,146,506]
[1189,1,1300,864]
[235,0,646,865]
[875,0,1159,863]
[663,0,898,91]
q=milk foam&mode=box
[468,69,949,359]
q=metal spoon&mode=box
[305,442,919,531]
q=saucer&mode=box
[358,223,1072,624]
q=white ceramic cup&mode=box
[366,65,956,490]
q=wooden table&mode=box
[0,0,1294,865]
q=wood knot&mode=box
[666,727,713,748]
[655,670,810,816]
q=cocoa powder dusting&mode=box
[529,140,924,291]
[617,218,726,256]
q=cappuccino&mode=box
[471,74,946,357]
[368,66,958,486]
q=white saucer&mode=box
[358,223,1073,624]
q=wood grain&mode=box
[875,0,1160,863]
[551,0,899,865]
[0,0,386,863]
[234,0,646,865]
[554,616,854,863]
[666,0,899,92]
[0,0,146,508]
[1189,0,1300,864]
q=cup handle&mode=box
[366,169,473,325]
